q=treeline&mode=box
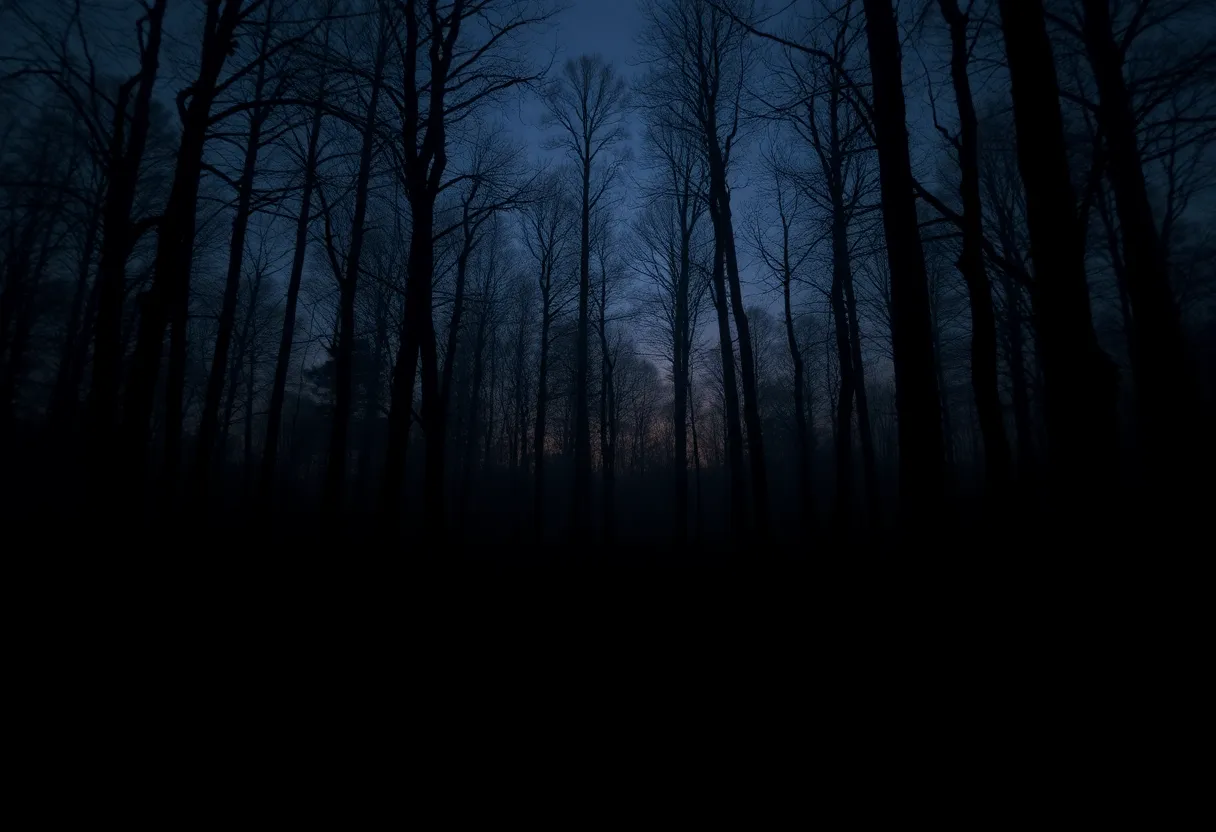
[0,0,1213,551]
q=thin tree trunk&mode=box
[599,255,617,543]
[533,303,553,540]
[710,181,769,538]
[458,302,489,528]
[572,153,592,539]
[87,0,166,452]
[688,371,703,541]
[782,231,813,530]
[843,274,880,520]
[709,234,746,534]
[672,228,691,544]
[830,265,854,529]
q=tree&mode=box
[122,0,260,501]
[761,1,880,526]
[1076,0,1197,481]
[639,0,770,539]
[519,175,576,538]
[321,2,390,517]
[861,0,945,523]
[380,0,556,536]
[934,0,1013,500]
[634,108,707,542]
[748,149,815,529]
[194,0,288,503]
[542,53,630,539]
[997,0,1120,509]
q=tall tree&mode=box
[193,0,282,502]
[997,0,1120,507]
[861,0,945,521]
[749,154,815,530]
[122,0,252,499]
[636,110,706,542]
[380,0,555,534]
[1077,0,1196,478]
[542,53,629,539]
[518,177,575,539]
[640,0,769,538]
[938,0,1012,498]
[84,0,168,455]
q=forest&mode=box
[0,0,1213,558]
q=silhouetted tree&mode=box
[542,53,629,539]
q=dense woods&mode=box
[1,0,1213,557]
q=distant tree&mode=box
[518,174,576,538]
[634,108,707,542]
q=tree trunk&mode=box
[87,0,165,452]
[1080,0,1194,478]
[862,0,946,523]
[997,0,1120,508]
[830,263,854,530]
[458,302,489,528]
[572,154,592,538]
[193,15,272,501]
[672,225,691,544]
[600,254,617,543]
[688,372,703,540]
[710,178,770,538]
[244,294,257,495]
[709,234,746,534]
[843,272,880,520]
[782,233,813,531]
[436,201,480,522]
[123,0,243,498]
[381,199,432,523]
[533,301,553,540]
[941,0,1013,499]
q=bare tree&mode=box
[1075,0,1199,479]
[518,174,576,538]
[639,0,770,538]
[380,0,557,536]
[997,0,1120,506]
[542,53,629,539]
[634,108,707,542]
[861,0,945,522]
[122,0,263,500]
[748,148,815,529]
[934,0,1013,498]
[194,0,290,503]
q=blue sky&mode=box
[546,0,647,75]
